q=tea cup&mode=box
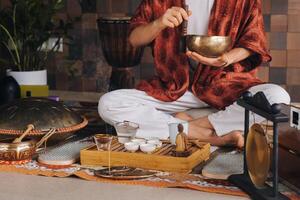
[147,139,162,148]
[140,143,156,154]
[94,134,113,151]
[124,142,139,153]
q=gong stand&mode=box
[228,91,289,200]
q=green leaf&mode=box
[0,24,21,70]
[0,0,74,71]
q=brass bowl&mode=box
[186,35,232,58]
[0,139,36,161]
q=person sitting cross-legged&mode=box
[98,0,290,148]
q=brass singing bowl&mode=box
[0,138,36,161]
[0,128,56,161]
[186,35,232,58]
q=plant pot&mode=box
[7,69,47,85]
[6,69,48,97]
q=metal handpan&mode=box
[0,98,88,136]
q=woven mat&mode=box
[0,161,299,199]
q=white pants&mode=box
[98,84,290,139]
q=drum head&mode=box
[99,14,131,22]
[246,123,270,188]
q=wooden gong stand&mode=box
[228,92,289,200]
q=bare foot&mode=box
[174,112,194,121]
[222,131,244,149]
[236,133,245,149]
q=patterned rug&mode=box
[0,161,299,199]
[0,105,298,199]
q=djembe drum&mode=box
[98,15,144,90]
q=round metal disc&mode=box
[246,123,270,188]
[94,167,157,180]
[0,98,87,135]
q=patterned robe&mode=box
[130,0,271,110]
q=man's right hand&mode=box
[157,7,190,29]
[129,6,190,47]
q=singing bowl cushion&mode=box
[0,98,88,135]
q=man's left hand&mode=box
[186,51,229,67]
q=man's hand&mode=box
[157,7,191,29]
[186,51,229,67]
[129,7,191,47]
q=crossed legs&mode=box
[99,84,290,148]
[174,83,290,148]
[175,113,244,148]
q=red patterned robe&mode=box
[130,0,271,110]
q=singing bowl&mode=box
[0,138,36,161]
[246,123,271,188]
[186,35,232,58]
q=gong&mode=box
[246,123,271,188]
[229,92,289,200]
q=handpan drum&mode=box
[0,98,88,141]
[97,15,144,89]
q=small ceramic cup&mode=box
[131,138,146,145]
[147,139,162,148]
[140,143,156,154]
[124,142,139,153]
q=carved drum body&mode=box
[97,16,144,90]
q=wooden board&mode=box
[80,139,210,173]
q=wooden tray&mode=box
[80,139,210,173]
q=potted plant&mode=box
[0,0,72,96]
